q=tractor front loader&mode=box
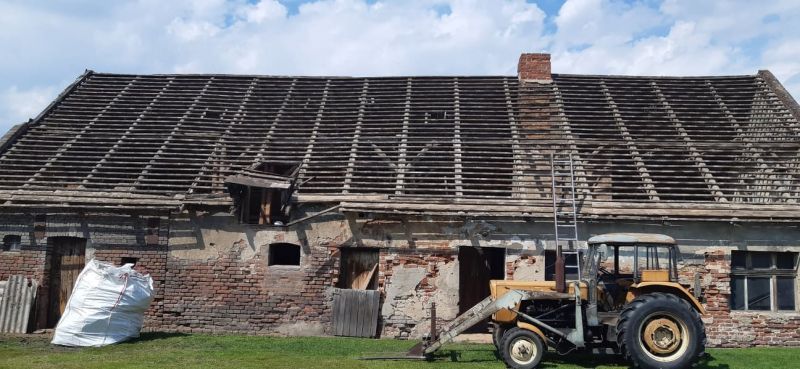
[396,233,706,369]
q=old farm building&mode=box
[1,54,799,346]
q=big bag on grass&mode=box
[52,259,154,347]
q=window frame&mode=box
[730,251,797,312]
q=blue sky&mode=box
[0,0,798,133]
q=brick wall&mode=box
[0,213,45,283]
[0,211,169,330]
[160,240,338,334]
[700,249,800,347]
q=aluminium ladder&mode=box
[550,153,581,279]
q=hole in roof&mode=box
[427,111,447,120]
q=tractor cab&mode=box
[584,233,681,310]
[585,233,678,283]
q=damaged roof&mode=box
[0,70,798,220]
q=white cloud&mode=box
[0,0,799,133]
[0,85,60,127]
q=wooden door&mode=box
[458,246,505,332]
[331,288,381,337]
[47,237,86,327]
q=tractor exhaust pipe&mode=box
[555,245,566,293]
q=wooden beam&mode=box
[552,82,592,200]
[26,77,138,188]
[652,80,727,202]
[453,78,463,197]
[504,78,526,198]
[134,77,214,189]
[298,79,331,178]
[395,78,412,195]
[189,77,259,195]
[254,79,297,164]
[601,80,659,200]
[343,79,369,193]
[83,78,174,185]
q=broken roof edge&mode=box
[0,70,93,156]
[758,69,800,123]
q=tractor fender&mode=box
[626,282,706,315]
[516,321,550,346]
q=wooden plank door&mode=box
[47,237,86,327]
[331,288,380,338]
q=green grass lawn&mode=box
[0,333,797,369]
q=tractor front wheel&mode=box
[617,292,705,369]
[500,327,545,369]
[491,322,509,350]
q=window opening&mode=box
[731,251,797,311]
[269,243,301,266]
[2,235,21,251]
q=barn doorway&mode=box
[46,237,86,328]
[332,248,380,338]
[338,248,379,290]
[458,246,505,332]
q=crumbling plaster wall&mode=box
[3,205,800,346]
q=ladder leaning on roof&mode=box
[551,152,580,293]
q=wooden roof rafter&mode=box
[600,79,659,200]
[651,80,727,202]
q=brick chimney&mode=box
[518,53,551,82]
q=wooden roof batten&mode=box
[0,69,797,220]
[600,79,660,200]
[651,80,727,202]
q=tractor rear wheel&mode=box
[617,292,705,369]
[500,327,545,369]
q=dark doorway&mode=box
[338,248,379,290]
[46,237,86,328]
[458,246,505,332]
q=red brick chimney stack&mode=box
[518,53,552,82]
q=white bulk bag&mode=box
[52,258,154,347]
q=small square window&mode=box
[121,257,138,267]
[269,243,300,266]
[2,235,21,251]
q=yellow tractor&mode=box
[403,233,706,369]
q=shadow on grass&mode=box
[695,353,730,369]
[435,348,728,368]
[121,332,190,344]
